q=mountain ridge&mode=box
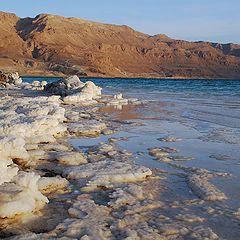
[0,11,240,78]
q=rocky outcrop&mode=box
[45,75,102,104]
[0,71,22,87]
[0,11,240,78]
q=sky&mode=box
[0,0,239,43]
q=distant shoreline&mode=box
[21,75,240,81]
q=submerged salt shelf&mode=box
[0,75,240,239]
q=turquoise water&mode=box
[23,77,240,238]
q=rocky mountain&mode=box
[0,11,240,78]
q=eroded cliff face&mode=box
[0,11,240,78]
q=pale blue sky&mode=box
[0,0,239,43]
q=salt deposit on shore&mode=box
[0,73,226,239]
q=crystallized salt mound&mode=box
[0,172,48,218]
[26,135,56,144]
[149,148,170,157]
[45,75,102,104]
[38,143,70,152]
[67,120,106,136]
[45,75,85,96]
[57,196,112,239]
[37,176,69,193]
[0,136,29,160]
[2,72,23,86]
[188,174,227,201]
[63,81,102,104]
[0,96,66,141]
[109,185,145,207]
[63,160,152,190]
[171,163,228,202]
[190,226,219,240]
[158,137,182,142]
[98,94,130,106]
[0,159,19,185]
[176,214,205,223]
[56,152,88,165]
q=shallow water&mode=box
[23,77,240,239]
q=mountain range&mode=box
[0,11,240,78]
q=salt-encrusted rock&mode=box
[45,75,102,104]
[45,75,85,96]
[0,71,7,86]
[2,72,23,86]
[234,208,240,219]
[56,152,87,165]
[56,197,112,239]
[176,214,205,223]
[32,81,40,87]
[63,81,102,104]
[63,160,152,191]
[149,148,170,157]
[63,75,85,89]
[159,224,189,236]
[190,226,219,240]
[158,137,182,142]
[67,120,106,136]
[106,98,128,106]
[0,159,19,185]
[109,185,145,207]
[37,176,69,193]
[188,174,227,201]
[0,96,66,141]
[171,163,228,201]
[114,93,123,100]
[0,172,48,218]
[101,128,114,135]
[0,136,29,160]
[27,150,49,161]
[38,143,70,152]
[41,81,47,87]
[26,135,56,144]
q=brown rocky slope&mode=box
[0,11,240,78]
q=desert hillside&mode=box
[0,11,240,78]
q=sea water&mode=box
[23,77,240,239]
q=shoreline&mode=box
[21,75,240,81]
[0,74,239,239]
[0,76,156,239]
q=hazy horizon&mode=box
[0,0,239,44]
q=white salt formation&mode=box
[64,160,152,191]
[0,172,48,218]
[67,120,106,136]
[0,73,146,222]
[0,159,18,185]
[171,163,228,201]
[0,73,226,239]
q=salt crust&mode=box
[171,163,228,201]
[67,120,106,136]
[56,152,88,165]
[0,75,148,221]
[0,172,48,218]
[0,75,221,240]
[37,176,69,193]
[64,160,152,191]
